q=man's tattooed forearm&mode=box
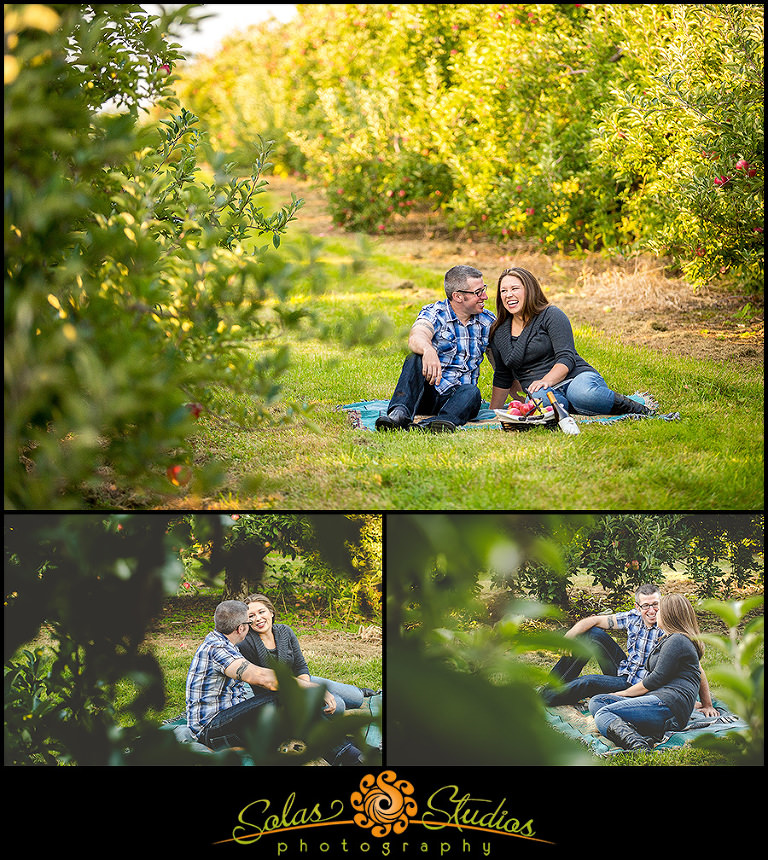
[235,659,249,680]
[608,616,615,629]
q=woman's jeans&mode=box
[310,676,365,716]
[387,354,482,426]
[541,628,630,706]
[589,693,677,740]
[532,371,615,416]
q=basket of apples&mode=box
[494,398,558,432]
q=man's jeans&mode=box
[387,354,481,427]
[201,681,364,760]
[589,693,676,739]
[202,688,279,750]
[541,627,630,706]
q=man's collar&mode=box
[447,297,476,325]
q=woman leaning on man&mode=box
[588,593,707,751]
[488,267,656,417]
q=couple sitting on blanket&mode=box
[375,264,655,433]
[185,594,380,765]
[542,583,718,752]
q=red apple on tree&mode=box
[166,464,191,486]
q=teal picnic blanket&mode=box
[545,698,748,757]
[341,394,680,431]
[341,400,497,431]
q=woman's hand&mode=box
[613,681,649,698]
[695,702,719,718]
[323,691,337,715]
[490,385,512,410]
[528,364,569,394]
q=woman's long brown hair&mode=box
[658,593,705,659]
[488,267,550,343]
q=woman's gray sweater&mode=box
[238,623,310,688]
[490,305,598,390]
[642,633,701,729]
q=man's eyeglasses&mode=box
[637,601,660,611]
[455,286,488,297]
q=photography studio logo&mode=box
[214,770,555,856]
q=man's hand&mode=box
[408,323,442,386]
[420,345,442,386]
[564,614,614,638]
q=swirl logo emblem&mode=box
[350,770,418,837]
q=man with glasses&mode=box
[375,264,495,432]
[185,600,366,763]
[540,584,716,715]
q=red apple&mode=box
[166,465,191,487]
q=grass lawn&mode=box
[177,226,764,510]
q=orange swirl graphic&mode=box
[350,771,418,838]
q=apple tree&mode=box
[178,3,762,291]
[4,4,312,509]
[590,4,764,290]
[180,513,376,605]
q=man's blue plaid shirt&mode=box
[614,609,665,684]
[185,630,248,738]
[414,300,495,394]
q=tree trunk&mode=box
[222,545,268,602]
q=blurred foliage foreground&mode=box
[386,515,763,766]
[4,513,380,766]
[4,4,347,510]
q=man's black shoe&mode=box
[375,406,410,431]
[428,419,457,433]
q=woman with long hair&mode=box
[237,593,381,765]
[239,593,379,716]
[488,267,654,416]
[588,594,706,751]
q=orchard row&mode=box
[177,3,764,290]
